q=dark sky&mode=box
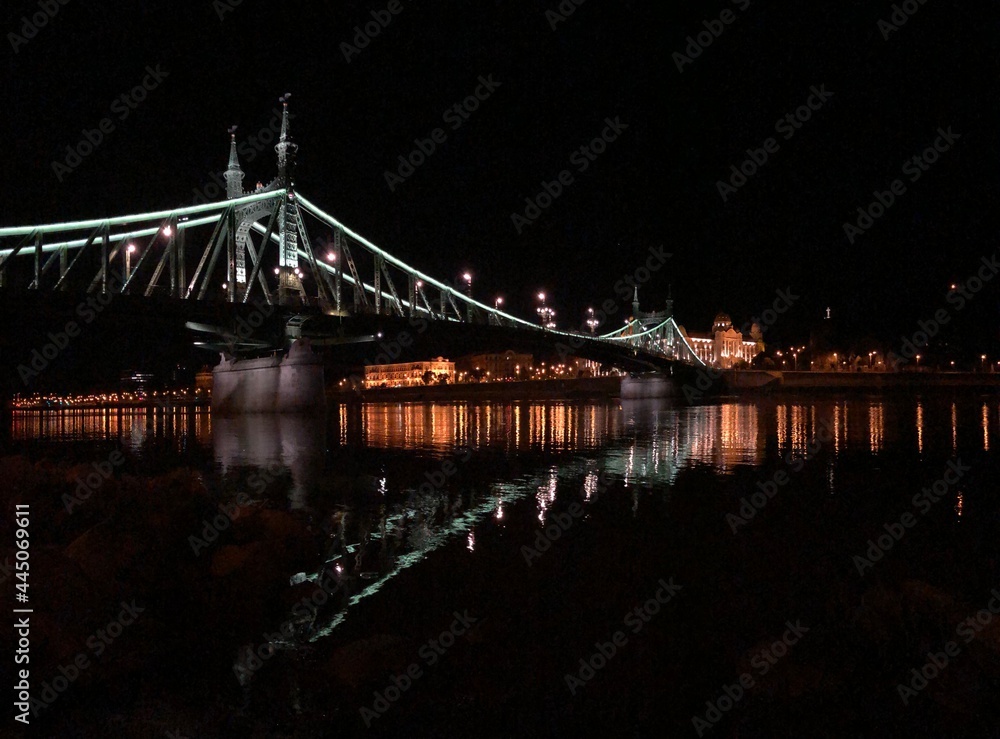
[1,0,997,353]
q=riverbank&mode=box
[725,370,1000,393]
[332,370,1000,404]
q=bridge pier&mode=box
[621,373,677,399]
[212,339,326,415]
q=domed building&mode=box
[677,311,761,368]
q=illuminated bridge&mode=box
[0,100,708,376]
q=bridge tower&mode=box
[223,98,308,306]
[224,127,244,199]
[275,96,306,306]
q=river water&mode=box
[8,394,1000,736]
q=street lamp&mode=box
[586,307,599,335]
[461,272,473,322]
[326,251,337,262]
[982,354,987,371]
[536,292,555,329]
[125,243,136,278]
[494,295,504,310]
[162,225,173,238]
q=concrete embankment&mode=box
[723,370,1000,394]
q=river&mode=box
[6,394,1000,736]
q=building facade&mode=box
[678,313,760,368]
[456,351,533,380]
[363,358,455,388]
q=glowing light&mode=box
[127,243,136,254]
[162,225,173,237]
[0,189,286,239]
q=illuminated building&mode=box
[456,351,533,380]
[677,313,760,368]
[363,358,454,388]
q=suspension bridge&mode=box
[0,99,710,384]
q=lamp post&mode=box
[536,292,555,329]
[126,243,136,278]
[462,272,473,322]
[586,307,599,335]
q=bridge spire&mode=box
[224,126,244,199]
[632,285,640,318]
[276,93,298,184]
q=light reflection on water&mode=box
[11,397,1000,470]
[9,395,1000,673]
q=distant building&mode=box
[120,370,155,391]
[195,368,214,393]
[678,313,760,368]
[364,358,454,388]
[566,356,601,377]
[456,351,533,380]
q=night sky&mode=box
[1,0,996,353]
